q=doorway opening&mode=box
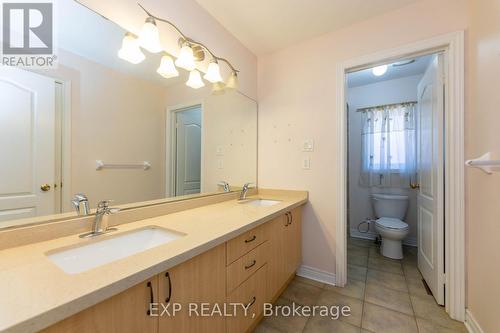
[169,105,202,197]
[346,52,445,302]
[335,32,465,321]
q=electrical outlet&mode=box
[302,139,314,152]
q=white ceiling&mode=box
[195,0,419,55]
[347,54,433,88]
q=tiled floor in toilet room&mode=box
[254,237,466,333]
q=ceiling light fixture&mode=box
[212,81,226,95]
[118,32,145,64]
[372,65,388,76]
[117,3,240,92]
[186,70,205,89]
[157,54,179,78]
[139,16,163,53]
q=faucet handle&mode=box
[97,200,113,209]
[243,182,255,189]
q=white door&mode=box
[174,107,201,196]
[416,54,445,305]
[0,67,56,227]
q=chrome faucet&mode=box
[71,193,90,216]
[239,183,254,201]
[218,181,231,192]
[79,200,120,238]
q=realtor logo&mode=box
[1,0,56,67]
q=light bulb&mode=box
[118,33,145,64]
[225,71,239,90]
[186,70,205,89]
[204,61,223,83]
[212,81,226,95]
[175,44,196,71]
[139,17,162,53]
[372,65,388,76]
[157,55,179,78]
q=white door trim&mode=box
[165,102,205,197]
[335,31,465,321]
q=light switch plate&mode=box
[302,139,314,152]
[302,157,311,170]
[217,159,224,169]
[216,145,224,156]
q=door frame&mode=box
[165,102,204,197]
[335,31,465,321]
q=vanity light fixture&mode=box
[372,64,388,76]
[225,71,239,90]
[175,43,197,71]
[212,81,226,95]
[186,70,205,89]
[119,3,241,93]
[157,54,179,78]
[204,60,223,83]
[139,16,163,53]
[118,32,145,64]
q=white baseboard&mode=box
[465,309,485,333]
[297,265,336,286]
[350,229,418,247]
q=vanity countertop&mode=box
[0,190,307,333]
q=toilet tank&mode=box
[371,194,409,220]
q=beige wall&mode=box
[258,0,468,276]
[466,0,500,332]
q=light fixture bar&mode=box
[137,3,239,74]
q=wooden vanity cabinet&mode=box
[158,244,226,333]
[267,207,302,301]
[40,276,158,333]
[41,207,303,333]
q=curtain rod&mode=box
[356,101,417,112]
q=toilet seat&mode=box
[375,217,409,231]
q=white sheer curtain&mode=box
[360,103,416,188]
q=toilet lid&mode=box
[376,218,409,230]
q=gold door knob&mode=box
[40,184,51,192]
[410,183,420,189]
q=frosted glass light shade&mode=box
[118,33,145,64]
[225,71,239,90]
[212,81,226,95]
[157,55,179,78]
[372,65,388,76]
[175,45,196,71]
[204,61,223,83]
[139,18,162,53]
[186,70,205,89]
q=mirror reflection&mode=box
[0,0,257,229]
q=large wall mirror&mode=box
[0,0,257,229]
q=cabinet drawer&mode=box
[226,224,267,265]
[226,265,267,333]
[227,241,269,294]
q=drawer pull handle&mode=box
[247,296,256,308]
[165,272,172,302]
[245,260,257,269]
[285,212,291,226]
[146,281,154,316]
[245,235,257,243]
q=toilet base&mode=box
[380,238,403,259]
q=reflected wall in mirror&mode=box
[0,0,257,229]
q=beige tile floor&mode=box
[254,238,467,333]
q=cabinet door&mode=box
[266,215,288,301]
[287,207,302,275]
[158,244,226,333]
[41,277,158,333]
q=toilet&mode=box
[371,194,409,259]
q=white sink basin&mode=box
[47,227,185,274]
[242,199,281,207]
